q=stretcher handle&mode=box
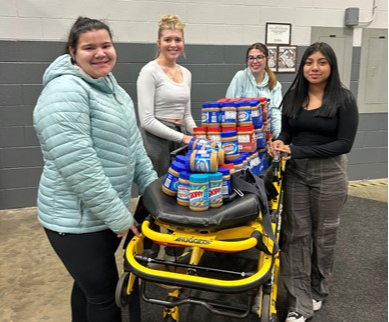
[170,145,188,159]
[140,219,267,252]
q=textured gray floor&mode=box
[124,195,388,322]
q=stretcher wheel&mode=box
[115,271,130,308]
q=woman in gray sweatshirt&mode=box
[137,15,196,176]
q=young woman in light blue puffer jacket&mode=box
[226,42,283,139]
[33,17,157,322]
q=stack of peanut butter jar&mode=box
[162,97,272,212]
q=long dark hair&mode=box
[246,42,278,90]
[65,17,113,58]
[281,42,352,118]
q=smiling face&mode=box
[247,48,267,74]
[69,29,116,79]
[157,29,184,62]
[303,50,331,87]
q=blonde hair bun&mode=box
[158,15,185,33]
[159,15,185,29]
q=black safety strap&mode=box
[232,169,279,255]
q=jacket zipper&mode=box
[80,200,84,216]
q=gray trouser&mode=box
[141,121,187,177]
[280,155,348,318]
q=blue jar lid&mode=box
[179,171,191,180]
[253,122,263,130]
[209,102,221,108]
[186,151,192,158]
[202,103,210,108]
[250,100,260,106]
[185,160,191,171]
[226,157,244,165]
[237,101,250,107]
[171,161,186,173]
[208,172,223,181]
[220,130,237,138]
[188,137,197,149]
[217,168,230,176]
[175,155,187,165]
[222,102,236,107]
[190,173,209,183]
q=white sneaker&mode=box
[285,311,306,322]
[312,298,323,311]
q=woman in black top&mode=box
[270,42,358,322]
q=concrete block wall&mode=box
[0,0,387,45]
[0,1,388,209]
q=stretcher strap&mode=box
[231,169,279,255]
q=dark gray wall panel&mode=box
[0,105,34,126]
[18,41,64,62]
[0,127,25,147]
[0,41,19,62]
[0,85,23,105]
[3,147,43,168]
[0,167,42,189]
[2,187,38,209]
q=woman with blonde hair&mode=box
[137,15,196,177]
[226,42,283,138]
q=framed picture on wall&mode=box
[267,46,278,72]
[277,46,297,72]
[265,23,292,45]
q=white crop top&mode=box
[137,60,196,143]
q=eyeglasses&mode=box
[248,55,266,62]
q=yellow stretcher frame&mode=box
[116,159,285,322]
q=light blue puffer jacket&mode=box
[226,69,283,138]
[33,54,157,234]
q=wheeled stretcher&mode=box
[116,158,285,322]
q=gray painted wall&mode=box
[0,40,387,209]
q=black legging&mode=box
[45,228,124,322]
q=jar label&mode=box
[163,172,179,192]
[238,134,251,143]
[208,134,221,143]
[189,185,209,209]
[238,110,251,123]
[209,181,223,205]
[222,110,236,123]
[222,180,232,196]
[190,138,216,150]
[202,111,208,124]
[209,111,221,124]
[221,141,239,155]
[177,183,189,201]
[193,157,211,172]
